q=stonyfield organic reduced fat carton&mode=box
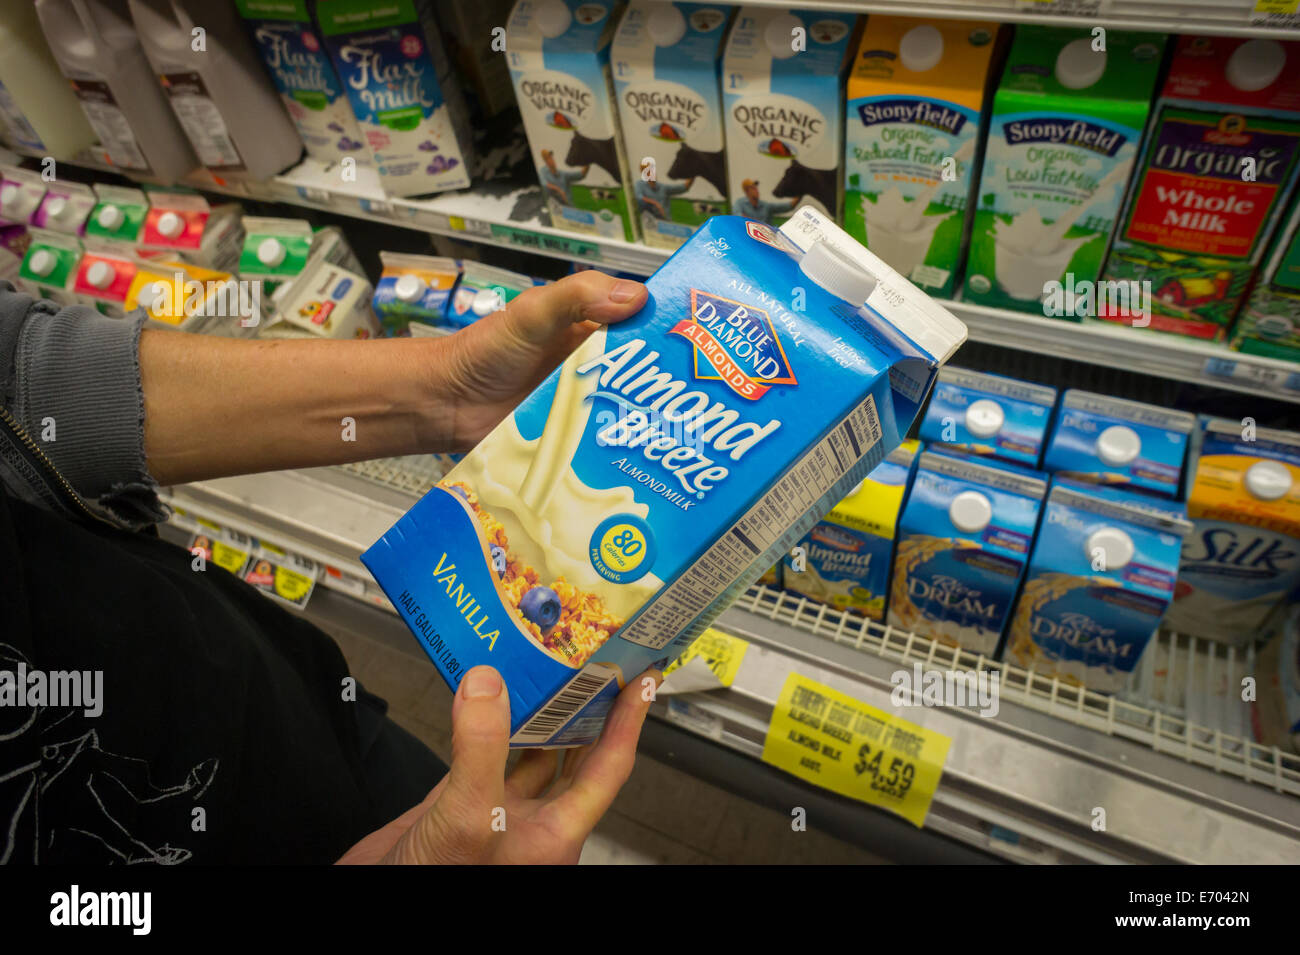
[722,7,858,227]
[362,208,966,746]
[888,450,1046,657]
[782,439,920,621]
[1232,192,1300,361]
[611,2,731,251]
[1101,37,1300,340]
[508,0,638,242]
[963,27,1164,315]
[1005,480,1191,693]
[844,16,999,299]
[919,367,1057,469]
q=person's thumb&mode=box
[502,270,647,347]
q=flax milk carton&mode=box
[1101,37,1300,340]
[508,0,638,243]
[319,0,474,197]
[920,367,1057,469]
[611,2,731,250]
[1232,192,1300,361]
[963,27,1164,315]
[722,7,857,226]
[1164,418,1300,647]
[889,450,1046,657]
[845,16,998,298]
[1043,390,1194,499]
[783,439,919,621]
[1006,480,1191,693]
[362,208,966,747]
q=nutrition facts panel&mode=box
[620,395,884,650]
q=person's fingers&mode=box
[502,270,647,348]
[505,747,560,800]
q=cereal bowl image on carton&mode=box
[363,208,966,747]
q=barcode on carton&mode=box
[510,663,620,745]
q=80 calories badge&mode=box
[590,514,657,584]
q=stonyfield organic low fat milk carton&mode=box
[1232,192,1300,361]
[318,0,473,196]
[611,2,731,251]
[963,27,1164,315]
[889,450,1046,657]
[508,0,638,242]
[844,16,999,298]
[362,208,966,746]
[783,439,919,621]
[919,367,1057,469]
[1006,480,1190,693]
[722,7,857,227]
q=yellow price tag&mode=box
[664,628,748,686]
[449,215,466,231]
[211,541,249,575]
[273,566,315,604]
[762,672,950,827]
[1255,0,1298,12]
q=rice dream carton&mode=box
[318,0,474,196]
[722,8,858,227]
[963,27,1164,315]
[1043,390,1194,499]
[888,450,1046,657]
[507,0,638,242]
[919,367,1057,469]
[362,208,966,746]
[1006,481,1191,693]
[1164,418,1300,647]
[783,439,920,621]
[844,16,998,298]
[1232,193,1300,361]
[611,2,731,251]
[1100,37,1300,340]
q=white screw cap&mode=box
[965,399,1005,439]
[28,249,56,277]
[764,13,802,60]
[86,260,116,290]
[647,3,686,46]
[1227,39,1285,92]
[1244,459,1292,501]
[1055,37,1106,90]
[471,288,505,316]
[1097,424,1141,467]
[257,237,286,268]
[900,25,944,73]
[799,240,876,308]
[1086,526,1134,571]
[949,490,993,534]
[394,273,426,303]
[45,196,68,219]
[97,204,124,230]
[0,183,16,206]
[534,0,572,38]
[157,211,185,239]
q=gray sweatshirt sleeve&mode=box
[0,281,165,529]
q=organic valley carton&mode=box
[1042,390,1194,499]
[1006,480,1191,693]
[611,1,731,251]
[783,439,920,620]
[963,27,1164,315]
[888,450,1046,657]
[919,367,1057,469]
[318,0,474,197]
[1232,193,1300,361]
[362,208,966,747]
[1100,37,1300,341]
[1164,418,1300,647]
[722,7,857,226]
[507,0,638,242]
[844,16,999,298]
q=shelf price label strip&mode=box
[663,627,749,687]
[762,672,951,828]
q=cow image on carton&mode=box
[920,367,1058,470]
[362,207,966,747]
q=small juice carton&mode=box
[919,367,1057,469]
[888,449,1047,656]
[84,185,149,250]
[128,260,255,337]
[445,262,542,328]
[139,192,244,272]
[16,229,81,306]
[370,252,462,335]
[0,165,45,225]
[29,181,95,235]
[261,258,377,339]
[71,247,137,317]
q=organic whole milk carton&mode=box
[611,2,731,251]
[963,27,1164,314]
[783,439,920,620]
[1164,418,1300,647]
[362,208,966,747]
[1232,192,1300,361]
[722,7,857,226]
[1006,480,1191,693]
[888,450,1046,657]
[318,0,473,197]
[1043,390,1194,499]
[919,367,1057,469]
[845,16,999,298]
[1101,37,1300,340]
[508,0,638,242]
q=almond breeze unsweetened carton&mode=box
[919,367,1058,469]
[362,207,966,747]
